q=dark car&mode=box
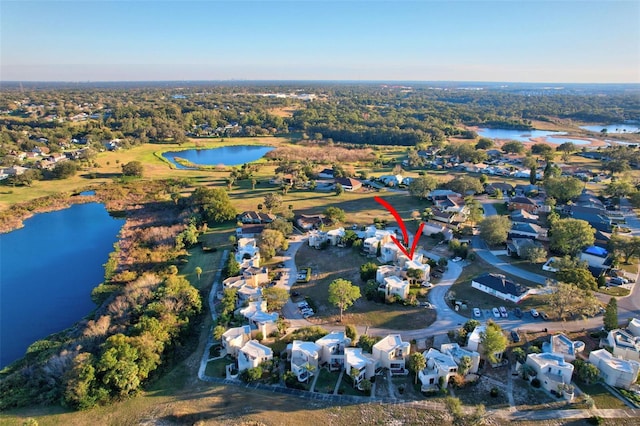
[514,307,523,318]
[291,291,300,297]
[510,331,520,343]
[539,311,550,321]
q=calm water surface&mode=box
[580,123,640,133]
[162,145,274,169]
[0,203,124,368]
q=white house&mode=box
[420,348,458,390]
[363,230,394,255]
[467,325,504,364]
[376,264,402,284]
[422,221,454,241]
[379,275,410,301]
[440,343,480,375]
[607,329,640,362]
[579,246,611,268]
[378,174,404,187]
[344,347,377,388]
[372,334,410,374]
[526,352,574,395]
[235,238,261,268]
[629,318,640,336]
[237,301,279,337]
[327,227,346,246]
[316,331,352,371]
[542,333,585,362]
[589,349,640,390]
[222,325,252,358]
[237,340,273,372]
[405,257,431,283]
[308,229,328,249]
[289,340,321,382]
[471,273,530,303]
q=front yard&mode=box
[293,244,436,329]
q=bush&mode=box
[587,416,604,425]
[531,378,541,388]
[490,387,499,397]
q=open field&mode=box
[293,244,436,329]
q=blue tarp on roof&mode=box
[584,245,608,257]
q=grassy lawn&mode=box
[493,202,509,216]
[454,381,510,409]
[575,381,628,409]
[338,374,366,397]
[496,255,557,281]
[205,357,231,378]
[618,262,638,275]
[598,286,631,297]
[314,368,340,394]
[293,244,436,329]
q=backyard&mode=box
[292,244,436,329]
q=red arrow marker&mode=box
[374,196,424,261]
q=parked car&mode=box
[431,272,441,279]
[510,331,520,343]
[514,307,523,318]
[538,311,550,320]
[609,277,627,285]
[291,291,300,297]
[499,306,508,318]
[473,307,481,317]
[530,309,539,318]
[451,257,462,262]
[277,263,285,268]
[492,307,501,318]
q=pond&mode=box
[477,128,591,145]
[162,145,274,169]
[0,203,124,368]
[580,123,640,133]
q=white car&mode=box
[421,281,433,288]
[499,306,508,318]
[492,307,501,318]
[452,257,462,262]
[473,308,481,317]
[531,309,540,318]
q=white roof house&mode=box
[440,343,480,375]
[237,340,273,372]
[237,301,279,337]
[607,329,640,363]
[235,238,261,268]
[308,229,328,249]
[316,331,351,371]
[542,333,585,362]
[222,325,252,357]
[379,275,410,301]
[405,257,431,283]
[376,264,403,284]
[629,318,640,337]
[344,347,377,388]
[589,349,640,390]
[289,340,321,382]
[419,348,458,391]
[526,352,574,394]
[327,227,346,246]
[372,334,410,374]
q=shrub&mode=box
[490,387,499,397]
[531,378,541,388]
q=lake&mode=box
[0,203,124,368]
[477,128,590,145]
[162,145,274,169]
[580,123,640,133]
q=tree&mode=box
[52,161,78,179]
[223,254,240,278]
[604,179,635,198]
[604,298,618,331]
[557,267,598,291]
[543,177,583,204]
[609,233,640,264]
[121,161,144,177]
[324,206,346,224]
[501,140,525,154]
[408,175,439,199]
[556,142,576,161]
[479,216,511,246]
[459,355,473,376]
[521,245,547,264]
[480,321,507,365]
[547,282,599,320]
[523,155,537,184]
[262,287,289,311]
[328,278,361,322]
[445,175,483,195]
[334,182,344,196]
[531,143,554,156]
[475,138,493,149]
[96,334,141,397]
[263,193,283,213]
[408,352,426,384]
[191,187,237,223]
[63,352,101,410]
[213,325,226,341]
[258,229,287,260]
[266,217,294,236]
[464,196,484,224]
[242,366,263,383]
[357,334,380,353]
[345,324,358,343]
[359,262,378,282]
[574,359,600,384]
[550,218,595,256]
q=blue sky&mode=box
[1,0,639,82]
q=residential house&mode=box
[507,238,544,258]
[334,177,362,191]
[542,334,585,362]
[467,325,505,364]
[288,340,321,382]
[308,229,328,249]
[594,230,612,249]
[514,184,539,197]
[440,343,480,375]
[471,273,530,303]
[485,182,514,196]
[238,211,276,224]
[510,209,539,225]
[236,224,266,238]
[509,222,548,240]
[431,208,456,224]
[237,340,273,372]
[404,256,431,283]
[629,318,640,337]
[237,301,279,337]
[344,347,377,388]
[3,165,28,176]
[433,195,467,216]
[589,349,640,390]
[235,238,261,268]
[327,227,346,246]
[525,352,574,395]
[427,189,461,201]
[508,196,539,213]
[376,264,403,283]
[422,221,454,241]
[606,327,640,363]
[380,241,401,263]
[317,168,334,179]
[316,331,351,371]
[363,229,394,255]
[419,348,458,390]
[295,214,325,231]
[372,334,410,374]
[379,275,410,301]
[222,325,252,357]
[562,205,612,232]
[579,246,611,269]
[378,174,404,187]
